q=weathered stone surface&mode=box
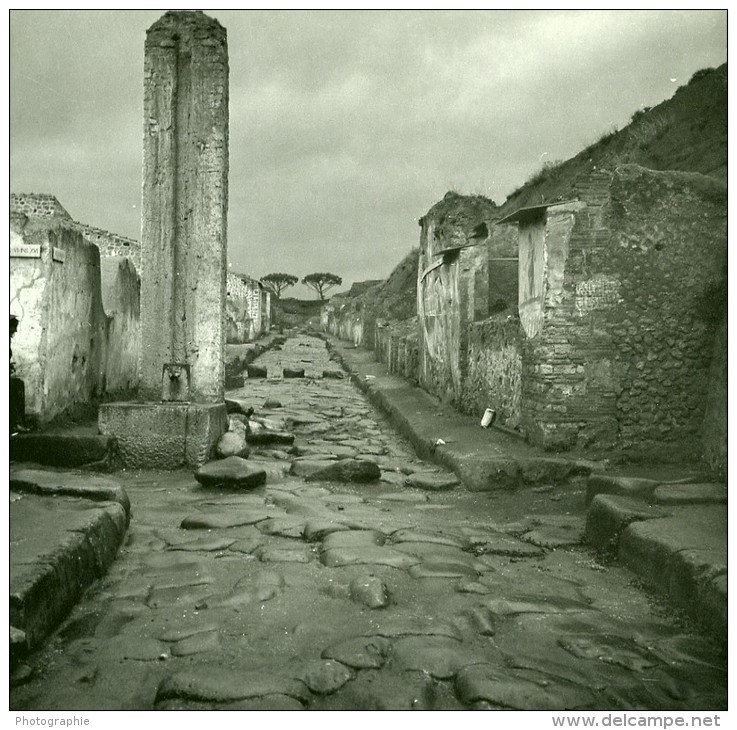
[369,618,462,641]
[170,630,220,657]
[391,635,483,679]
[180,510,272,530]
[521,517,585,548]
[168,536,237,552]
[652,483,727,506]
[321,530,386,550]
[322,369,344,379]
[586,474,661,505]
[349,575,390,608]
[303,519,350,542]
[216,431,250,459]
[283,367,305,378]
[263,398,282,409]
[155,666,310,704]
[246,430,295,447]
[373,491,429,503]
[256,546,314,563]
[409,561,478,579]
[405,472,460,491]
[258,516,306,538]
[391,529,469,550]
[584,494,670,552]
[194,456,267,490]
[290,460,337,478]
[454,664,592,710]
[299,660,354,695]
[306,459,381,483]
[320,546,420,569]
[321,636,392,669]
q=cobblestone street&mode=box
[10,336,727,711]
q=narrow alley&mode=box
[10,335,727,711]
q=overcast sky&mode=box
[10,9,727,298]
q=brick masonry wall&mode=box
[70,222,141,274]
[464,315,522,427]
[520,166,727,457]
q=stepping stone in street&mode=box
[321,636,392,669]
[194,457,267,490]
[322,370,344,379]
[306,459,381,484]
[180,509,272,530]
[246,365,267,378]
[263,398,282,408]
[298,660,354,695]
[283,367,305,378]
[320,545,420,569]
[405,472,460,492]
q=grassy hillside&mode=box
[503,64,727,213]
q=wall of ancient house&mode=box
[701,311,727,478]
[71,223,141,274]
[517,166,727,457]
[10,214,139,424]
[100,257,141,394]
[463,315,523,427]
[226,272,270,343]
[10,193,71,219]
[418,193,500,405]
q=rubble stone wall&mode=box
[10,193,71,219]
[519,166,727,457]
[71,223,141,274]
[464,315,522,427]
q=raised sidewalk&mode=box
[325,334,727,640]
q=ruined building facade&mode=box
[10,194,141,425]
[325,166,726,474]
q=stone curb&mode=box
[584,492,727,640]
[10,433,118,471]
[321,334,592,491]
[10,469,131,659]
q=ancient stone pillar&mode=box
[139,10,229,402]
[99,11,229,468]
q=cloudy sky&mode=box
[10,9,726,298]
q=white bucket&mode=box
[481,408,496,428]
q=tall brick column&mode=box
[99,11,229,468]
[140,10,229,401]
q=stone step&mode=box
[10,433,118,471]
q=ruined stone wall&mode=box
[464,315,522,427]
[418,193,500,405]
[518,166,726,457]
[10,193,71,219]
[71,222,141,274]
[10,215,140,424]
[702,311,727,478]
[226,273,269,343]
[100,257,141,395]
